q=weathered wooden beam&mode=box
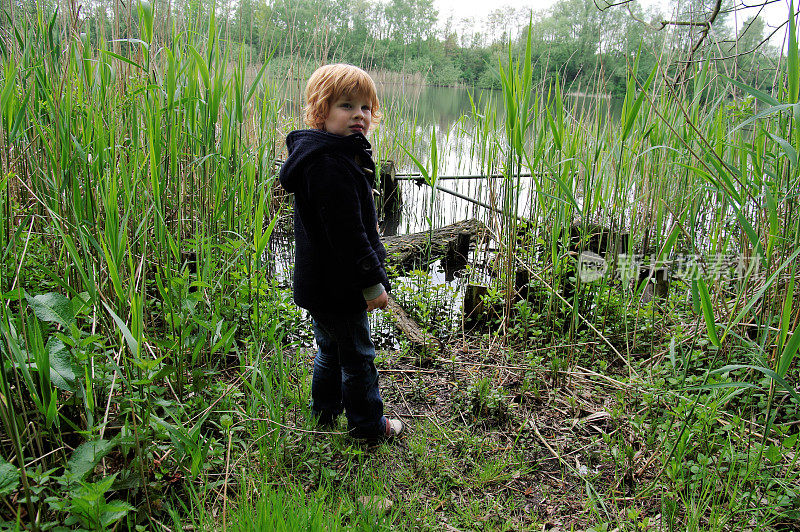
[386,295,440,354]
[381,218,486,271]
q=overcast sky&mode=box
[433,0,793,46]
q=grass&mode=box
[0,1,799,530]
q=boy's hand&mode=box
[366,291,388,311]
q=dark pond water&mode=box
[372,84,621,233]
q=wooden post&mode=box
[654,267,670,300]
[463,284,488,329]
[442,230,471,280]
[378,160,401,215]
[638,265,670,303]
[514,268,530,302]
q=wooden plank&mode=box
[381,218,486,270]
[386,295,440,354]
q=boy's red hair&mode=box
[304,64,382,129]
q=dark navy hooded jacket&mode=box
[278,129,390,314]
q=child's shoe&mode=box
[385,418,403,438]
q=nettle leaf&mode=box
[0,458,19,496]
[66,439,116,482]
[47,337,77,392]
[766,444,781,464]
[100,501,135,527]
[26,292,74,328]
[71,292,92,317]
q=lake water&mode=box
[367,84,621,235]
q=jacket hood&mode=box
[279,129,372,192]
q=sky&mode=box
[433,0,793,46]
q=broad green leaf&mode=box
[658,213,683,262]
[731,201,766,266]
[765,444,781,464]
[728,103,798,136]
[211,325,237,355]
[9,88,30,141]
[691,279,701,314]
[546,107,561,150]
[47,337,76,392]
[621,66,656,143]
[765,131,798,167]
[26,292,74,328]
[100,49,144,71]
[103,303,138,357]
[2,287,24,301]
[66,439,116,482]
[45,392,57,428]
[188,46,210,89]
[552,169,580,215]
[100,501,135,527]
[256,211,280,258]
[136,0,154,44]
[71,292,91,317]
[0,458,19,496]
[245,53,271,105]
[0,318,41,410]
[705,156,743,206]
[400,145,431,185]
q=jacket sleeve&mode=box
[304,157,387,291]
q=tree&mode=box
[733,15,774,90]
[383,0,437,46]
[599,0,780,82]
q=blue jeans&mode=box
[310,310,386,439]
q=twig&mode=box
[433,357,533,372]
[530,420,563,464]
[24,446,64,468]
[246,417,347,435]
[382,368,437,374]
[428,412,455,446]
[571,365,631,389]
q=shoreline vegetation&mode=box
[0,0,799,530]
[2,0,779,96]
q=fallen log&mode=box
[386,295,441,357]
[381,218,486,272]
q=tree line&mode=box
[2,0,781,95]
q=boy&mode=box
[278,64,403,440]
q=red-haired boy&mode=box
[279,64,402,440]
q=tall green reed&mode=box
[0,2,285,523]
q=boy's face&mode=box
[323,92,373,137]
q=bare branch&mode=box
[594,0,635,9]
[687,0,723,61]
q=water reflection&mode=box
[370,84,621,236]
